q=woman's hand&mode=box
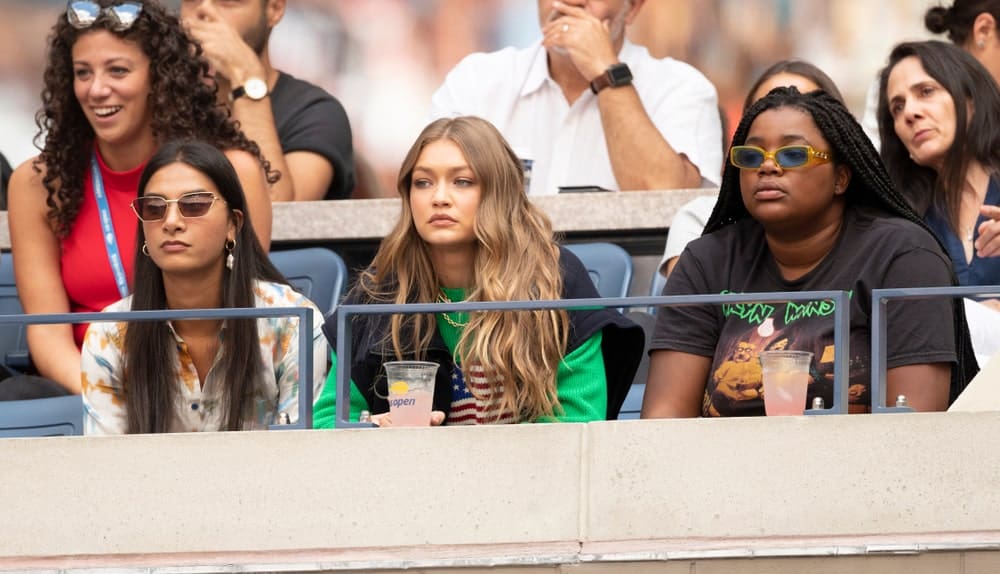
[370,410,446,427]
[975,205,1000,258]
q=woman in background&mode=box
[6,0,277,397]
[878,40,1000,364]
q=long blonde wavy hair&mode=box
[358,116,570,421]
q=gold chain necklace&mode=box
[437,291,468,328]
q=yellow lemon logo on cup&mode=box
[389,381,409,395]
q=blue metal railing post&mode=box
[870,285,1000,413]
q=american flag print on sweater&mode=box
[446,362,516,425]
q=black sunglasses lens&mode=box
[138,198,166,220]
[178,195,214,217]
[733,148,764,168]
[67,1,100,28]
[776,147,809,167]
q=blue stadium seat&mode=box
[0,395,83,437]
[0,253,29,370]
[565,242,633,299]
[618,309,655,419]
[618,383,646,420]
[269,247,348,317]
[648,270,668,315]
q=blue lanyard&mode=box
[91,152,129,298]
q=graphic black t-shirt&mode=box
[652,206,957,416]
[271,72,355,199]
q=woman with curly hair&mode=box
[642,87,977,418]
[6,0,279,396]
[313,116,644,427]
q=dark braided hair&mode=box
[706,86,977,403]
[34,0,279,238]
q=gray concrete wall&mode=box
[2,412,999,572]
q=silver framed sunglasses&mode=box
[131,192,224,222]
[66,1,144,32]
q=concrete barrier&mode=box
[2,412,999,572]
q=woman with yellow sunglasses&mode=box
[642,87,977,419]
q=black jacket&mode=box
[322,247,644,420]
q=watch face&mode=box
[608,64,633,86]
[244,77,268,100]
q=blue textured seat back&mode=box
[564,242,633,299]
[269,247,348,317]
[0,254,28,367]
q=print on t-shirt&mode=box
[705,291,870,417]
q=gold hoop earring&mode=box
[141,242,150,256]
[225,239,236,270]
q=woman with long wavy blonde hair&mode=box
[314,116,643,427]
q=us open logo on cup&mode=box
[389,381,416,408]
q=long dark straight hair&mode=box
[124,140,285,433]
[877,41,1000,232]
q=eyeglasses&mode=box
[131,192,224,222]
[730,145,832,170]
[66,1,143,32]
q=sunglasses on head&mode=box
[730,145,832,170]
[66,1,143,32]
[131,191,224,222]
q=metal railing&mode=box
[0,306,315,430]
[333,290,852,427]
[870,285,1000,413]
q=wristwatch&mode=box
[590,63,633,95]
[231,77,268,101]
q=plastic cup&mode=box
[384,361,438,427]
[758,350,813,416]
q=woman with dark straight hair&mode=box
[925,0,1000,82]
[81,141,326,434]
[878,41,1000,292]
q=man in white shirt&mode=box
[430,0,722,195]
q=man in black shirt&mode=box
[182,0,355,200]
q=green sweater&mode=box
[313,288,606,427]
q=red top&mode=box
[60,149,142,347]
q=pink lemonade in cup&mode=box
[383,361,438,427]
[388,387,435,426]
[761,370,809,416]
[758,350,813,416]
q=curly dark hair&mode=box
[707,86,977,404]
[34,0,279,237]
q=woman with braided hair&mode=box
[6,0,279,396]
[642,87,976,418]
